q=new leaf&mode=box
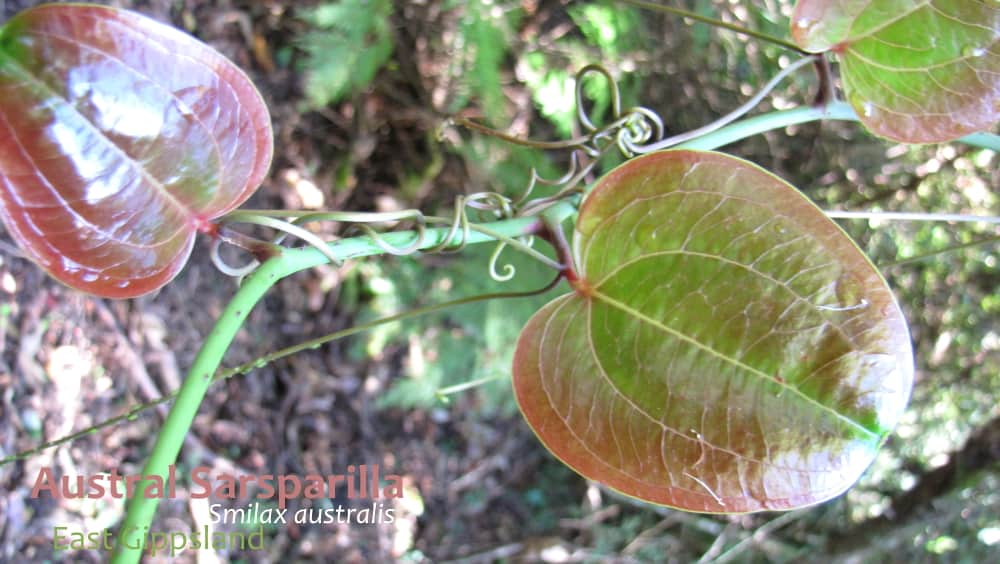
[0,5,272,297]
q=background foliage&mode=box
[0,0,996,561]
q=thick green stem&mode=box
[111,104,1000,562]
[111,251,280,561]
[679,102,857,149]
[678,101,1000,151]
[112,215,544,562]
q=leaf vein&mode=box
[590,290,877,439]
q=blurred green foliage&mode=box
[827,143,999,532]
[356,243,565,416]
[520,3,645,138]
[299,0,394,107]
[445,0,519,123]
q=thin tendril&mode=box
[219,214,343,265]
[435,374,503,402]
[428,202,467,253]
[0,274,564,467]
[515,152,583,206]
[232,209,426,247]
[576,64,622,132]
[614,0,809,54]
[210,237,259,277]
[488,242,515,281]
[208,226,281,279]
[615,106,664,152]
[221,272,563,379]
[425,217,563,272]
[623,55,818,154]
[233,209,425,221]
[825,211,1000,224]
[346,221,427,256]
[518,148,607,218]
[883,235,1000,268]
[217,209,432,269]
[449,64,662,160]
[448,116,593,150]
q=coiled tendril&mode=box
[212,57,819,282]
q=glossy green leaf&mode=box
[0,5,272,297]
[791,0,999,143]
[514,150,913,513]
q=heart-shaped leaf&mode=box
[0,5,272,297]
[514,150,913,513]
[791,0,999,143]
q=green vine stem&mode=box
[111,211,553,561]
[677,101,1000,152]
[99,104,999,562]
[622,54,820,153]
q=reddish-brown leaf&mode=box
[514,151,914,513]
[791,0,999,143]
[0,5,272,297]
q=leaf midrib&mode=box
[0,38,201,225]
[588,289,878,439]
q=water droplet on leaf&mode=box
[793,17,815,33]
[847,92,877,119]
[962,45,987,58]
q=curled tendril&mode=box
[465,192,515,218]
[575,64,622,133]
[212,191,558,284]
[515,151,582,205]
[616,107,664,156]
[572,64,668,158]
[448,55,820,207]
[619,54,819,155]
[444,63,666,222]
[421,193,530,280]
[446,63,665,161]
[210,236,259,277]
[211,56,818,285]
[209,225,281,279]
[346,223,427,256]
[488,242,516,281]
